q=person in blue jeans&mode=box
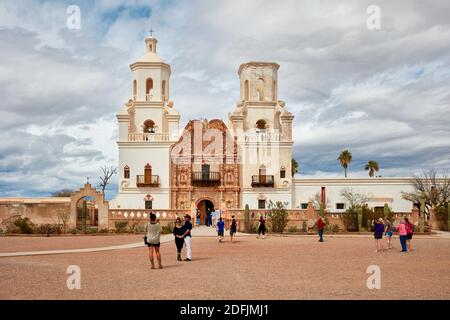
[396,219,408,253]
[217,217,225,242]
[317,216,325,242]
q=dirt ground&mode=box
[0,235,449,300]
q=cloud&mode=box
[0,0,450,198]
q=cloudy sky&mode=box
[0,0,449,198]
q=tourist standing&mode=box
[173,217,185,261]
[145,213,163,269]
[217,217,225,242]
[404,217,414,251]
[230,215,237,242]
[373,218,385,252]
[211,210,217,228]
[384,218,394,249]
[396,219,408,253]
[257,215,266,239]
[181,214,193,261]
[196,209,200,226]
[206,208,211,227]
[317,216,325,242]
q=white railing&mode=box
[242,131,281,142]
[128,133,170,142]
[145,94,153,102]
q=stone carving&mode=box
[127,99,136,132]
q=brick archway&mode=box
[70,183,109,229]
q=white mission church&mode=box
[109,34,417,222]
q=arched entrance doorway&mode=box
[76,196,98,231]
[197,200,214,226]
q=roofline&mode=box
[238,62,280,75]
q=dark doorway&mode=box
[197,200,214,225]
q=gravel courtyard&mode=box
[0,234,449,300]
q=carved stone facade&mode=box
[170,119,240,217]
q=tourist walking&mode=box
[257,215,266,239]
[404,217,414,251]
[230,215,237,242]
[373,218,385,252]
[217,217,225,242]
[181,214,193,261]
[317,216,325,242]
[173,217,185,261]
[384,218,394,249]
[396,219,408,253]
[145,213,163,269]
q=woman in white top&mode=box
[145,213,162,269]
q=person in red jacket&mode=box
[317,216,325,242]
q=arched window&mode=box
[146,78,153,101]
[143,120,156,133]
[256,119,267,130]
[257,78,265,101]
[244,80,249,100]
[133,80,137,100]
[124,165,130,179]
[162,80,166,100]
[280,166,286,179]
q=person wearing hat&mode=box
[181,214,193,261]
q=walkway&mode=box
[0,227,447,258]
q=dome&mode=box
[136,51,165,63]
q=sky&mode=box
[0,0,449,199]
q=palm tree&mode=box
[337,150,352,178]
[291,158,299,177]
[364,160,379,177]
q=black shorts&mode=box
[230,228,236,235]
[374,234,383,240]
[406,234,413,240]
[147,242,160,247]
[218,231,224,236]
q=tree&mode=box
[52,189,73,197]
[55,208,71,234]
[291,158,299,177]
[99,165,118,200]
[340,188,369,209]
[267,201,289,233]
[364,160,379,177]
[337,150,352,178]
[309,191,331,210]
[401,169,450,217]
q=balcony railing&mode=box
[145,94,153,102]
[128,133,170,142]
[252,175,274,187]
[136,175,160,187]
[192,172,220,186]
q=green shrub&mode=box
[331,224,340,233]
[115,221,128,233]
[33,224,62,235]
[268,201,289,233]
[302,221,307,232]
[69,227,79,235]
[12,217,34,234]
[135,224,146,233]
[288,225,298,233]
[98,228,109,233]
[161,222,174,235]
[85,227,98,234]
[244,204,250,232]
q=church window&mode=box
[162,80,166,100]
[133,80,137,99]
[258,199,266,209]
[124,166,130,179]
[143,120,156,133]
[272,80,277,101]
[257,78,265,101]
[301,203,308,209]
[280,167,286,178]
[259,165,266,176]
[145,200,153,210]
[256,119,267,130]
[244,80,249,100]
[146,78,153,101]
[336,203,345,210]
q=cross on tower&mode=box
[149,28,154,37]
